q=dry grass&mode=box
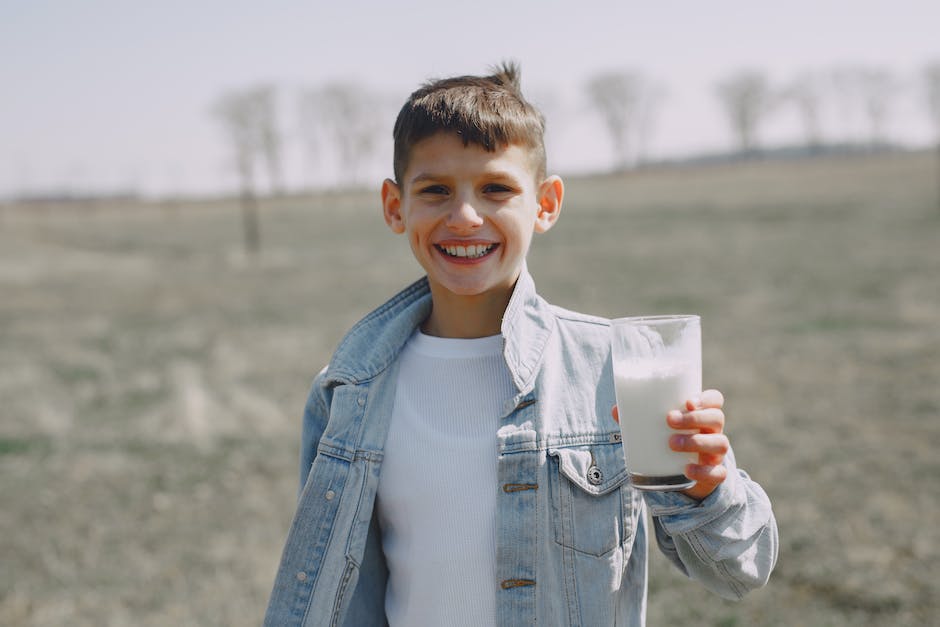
[1,151,938,625]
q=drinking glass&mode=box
[610,315,701,491]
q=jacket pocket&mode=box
[548,443,636,557]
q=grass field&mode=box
[1,151,938,626]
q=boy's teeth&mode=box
[441,244,493,258]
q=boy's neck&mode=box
[421,284,513,339]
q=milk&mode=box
[613,361,700,477]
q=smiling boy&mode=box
[382,133,561,338]
[264,63,777,627]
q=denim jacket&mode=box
[264,270,778,626]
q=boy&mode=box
[264,63,777,627]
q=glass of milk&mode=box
[610,315,701,491]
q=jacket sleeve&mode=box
[641,447,779,600]
[298,365,332,499]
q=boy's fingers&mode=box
[702,389,724,408]
[701,453,725,466]
[685,462,728,484]
[686,389,724,411]
[669,433,729,455]
[667,408,725,433]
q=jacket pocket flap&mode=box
[549,443,629,496]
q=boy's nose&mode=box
[445,200,484,231]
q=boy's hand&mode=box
[612,389,730,501]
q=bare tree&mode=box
[298,82,381,185]
[297,90,324,189]
[785,71,828,152]
[927,62,940,133]
[715,70,774,155]
[633,81,666,166]
[249,85,284,195]
[855,68,897,148]
[828,67,862,144]
[212,88,265,255]
[925,61,940,212]
[827,66,897,149]
[586,70,663,169]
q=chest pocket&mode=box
[548,443,637,557]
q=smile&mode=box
[435,243,498,259]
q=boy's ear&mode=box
[534,175,564,234]
[381,178,406,234]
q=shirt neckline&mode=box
[408,329,504,359]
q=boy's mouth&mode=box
[434,243,498,260]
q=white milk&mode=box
[614,361,700,477]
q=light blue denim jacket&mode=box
[264,270,778,626]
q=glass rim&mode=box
[610,314,700,326]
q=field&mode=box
[1,151,938,626]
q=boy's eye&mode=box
[483,183,513,194]
[418,184,449,195]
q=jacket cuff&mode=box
[640,450,745,533]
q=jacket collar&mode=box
[499,267,554,393]
[323,266,554,394]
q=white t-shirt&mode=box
[376,330,516,626]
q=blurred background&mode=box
[2,1,938,625]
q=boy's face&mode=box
[382,132,562,304]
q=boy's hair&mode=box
[392,61,547,184]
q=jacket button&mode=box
[587,465,603,485]
[357,397,366,407]
[296,571,307,582]
[325,490,336,501]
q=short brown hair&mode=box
[392,61,547,184]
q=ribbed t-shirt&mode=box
[376,330,515,626]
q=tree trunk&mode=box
[240,191,261,256]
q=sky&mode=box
[2,0,939,198]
